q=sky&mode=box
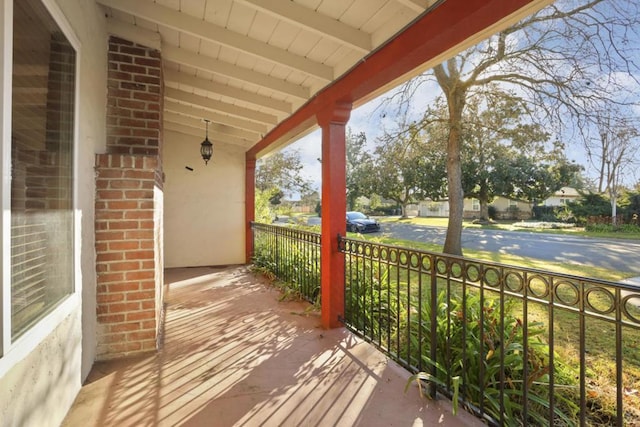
[277,0,640,199]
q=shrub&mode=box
[401,290,579,425]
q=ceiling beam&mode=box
[164,69,291,114]
[96,0,333,81]
[164,112,261,141]
[164,120,252,148]
[106,17,161,50]
[162,46,309,100]
[236,0,371,54]
[164,87,278,126]
[164,100,268,134]
[394,0,432,13]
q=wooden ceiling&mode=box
[97,0,441,150]
[96,0,551,154]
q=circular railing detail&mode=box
[585,287,616,315]
[410,253,420,269]
[466,264,480,282]
[622,295,640,324]
[527,275,550,299]
[436,258,448,275]
[483,267,501,288]
[505,271,524,293]
[554,280,580,306]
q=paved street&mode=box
[379,221,640,275]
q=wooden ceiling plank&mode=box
[394,0,430,13]
[106,17,161,50]
[162,45,309,100]
[96,0,334,81]
[164,68,292,114]
[164,120,252,148]
[236,0,371,54]
[164,87,278,125]
[164,111,261,140]
[164,99,268,134]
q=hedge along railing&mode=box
[338,235,640,426]
[251,222,321,304]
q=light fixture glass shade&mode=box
[201,137,213,164]
[201,119,213,165]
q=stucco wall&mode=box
[164,129,246,267]
[55,0,107,380]
[0,0,106,425]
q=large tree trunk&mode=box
[443,94,465,256]
[444,130,464,255]
[479,198,490,221]
[400,202,408,218]
[435,62,466,256]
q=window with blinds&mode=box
[11,0,76,338]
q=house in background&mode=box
[0,1,558,426]
[542,186,581,206]
[418,188,581,221]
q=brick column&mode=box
[95,37,163,359]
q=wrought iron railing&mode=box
[339,235,640,426]
[251,222,321,304]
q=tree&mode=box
[386,0,640,255]
[255,149,311,195]
[458,90,572,219]
[256,149,312,219]
[585,108,640,225]
[367,124,446,218]
[346,130,373,210]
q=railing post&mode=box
[429,256,438,399]
[317,102,351,329]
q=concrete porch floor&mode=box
[63,266,483,427]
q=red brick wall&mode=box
[95,155,160,358]
[107,36,162,156]
[95,36,163,360]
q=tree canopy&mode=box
[384,0,640,255]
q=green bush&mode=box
[345,271,580,425]
[586,223,640,233]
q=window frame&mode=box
[0,0,81,377]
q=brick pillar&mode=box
[95,36,163,360]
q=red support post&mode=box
[245,155,256,264]
[317,102,352,329]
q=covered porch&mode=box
[63,266,481,426]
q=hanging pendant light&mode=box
[200,119,213,165]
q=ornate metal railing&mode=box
[251,222,321,304]
[339,235,640,426]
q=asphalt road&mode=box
[379,222,640,275]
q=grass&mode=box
[355,233,634,282]
[378,216,640,240]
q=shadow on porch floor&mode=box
[63,266,482,426]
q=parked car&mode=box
[346,211,380,233]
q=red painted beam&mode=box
[247,0,539,158]
[318,103,351,329]
[245,156,256,264]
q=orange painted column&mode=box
[317,102,352,329]
[245,155,256,264]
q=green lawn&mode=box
[377,215,640,240]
